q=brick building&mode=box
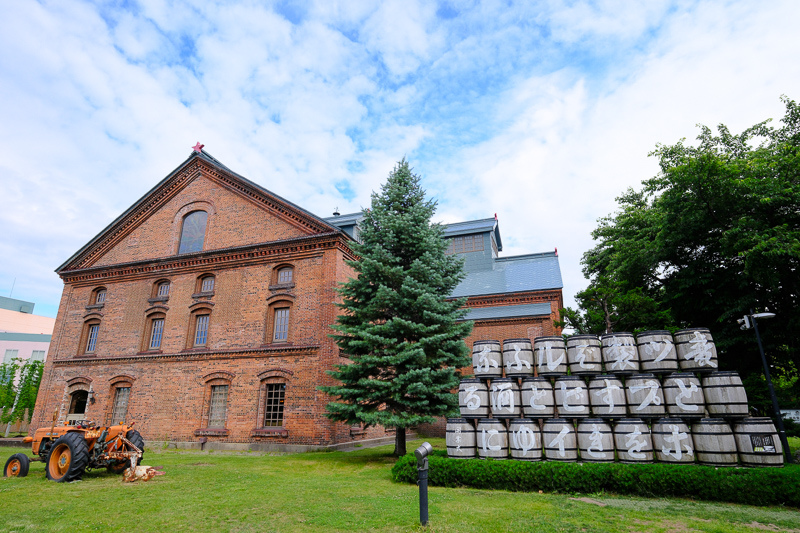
[31,150,562,450]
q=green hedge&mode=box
[391,451,800,507]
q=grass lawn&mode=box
[1,439,798,533]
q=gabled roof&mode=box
[451,251,563,297]
[323,211,362,226]
[58,150,344,273]
[442,218,502,251]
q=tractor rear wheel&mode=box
[4,453,30,477]
[107,429,145,474]
[46,433,89,482]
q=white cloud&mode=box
[0,0,797,319]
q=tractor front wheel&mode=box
[46,433,89,482]
[4,453,30,477]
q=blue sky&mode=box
[1,0,799,318]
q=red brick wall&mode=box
[31,161,389,447]
[32,157,564,448]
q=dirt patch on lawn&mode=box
[629,518,700,532]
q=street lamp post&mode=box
[739,311,793,464]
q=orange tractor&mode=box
[3,414,144,482]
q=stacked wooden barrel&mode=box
[446,329,782,467]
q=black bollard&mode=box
[415,442,433,526]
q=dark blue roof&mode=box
[451,252,563,297]
[460,303,552,321]
[324,213,503,250]
[323,212,362,226]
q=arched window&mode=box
[107,376,135,425]
[266,297,293,344]
[197,274,215,294]
[67,390,89,425]
[252,369,292,437]
[272,264,294,286]
[150,280,171,303]
[92,287,107,305]
[178,211,208,254]
[79,317,102,355]
[196,372,234,436]
[142,310,166,352]
[277,267,293,284]
[187,303,213,349]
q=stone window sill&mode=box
[191,291,215,299]
[251,428,288,437]
[261,341,293,348]
[148,296,169,304]
[268,283,295,291]
[194,428,229,436]
[85,303,104,311]
[181,347,210,353]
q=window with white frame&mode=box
[85,324,100,353]
[273,308,289,342]
[110,386,130,424]
[277,267,293,284]
[157,282,170,297]
[208,385,229,427]
[3,349,18,365]
[94,289,107,304]
[263,383,286,427]
[149,318,165,350]
[30,350,45,362]
[194,314,210,346]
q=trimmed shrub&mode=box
[391,451,800,507]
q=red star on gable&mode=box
[192,142,204,152]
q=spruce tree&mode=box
[320,159,473,456]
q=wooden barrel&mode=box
[652,418,695,463]
[534,336,568,376]
[625,373,666,419]
[446,418,476,459]
[600,332,640,375]
[503,338,534,378]
[508,418,543,461]
[554,376,590,418]
[543,419,578,462]
[663,373,705,419]
[520,377,555,418]
[587,375,627,419]
[458,378,490,419]
[577,418,614,462]
[675,328,718,373]
[692,418,738,467]
[472,340,503,379]
[702,371,749,419]
[734,417,784,467]
[613,418,654,463]
[636,330,679,374]
[477,418,508,460]
[566,334,603,375]
[489,378,521,419]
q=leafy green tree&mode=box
[577,96,799,377]
[0,358,44,425]
[319,159,473,456]
[558,275,673,335]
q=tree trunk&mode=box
[394,427,407,456]
[602,299,613,334]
